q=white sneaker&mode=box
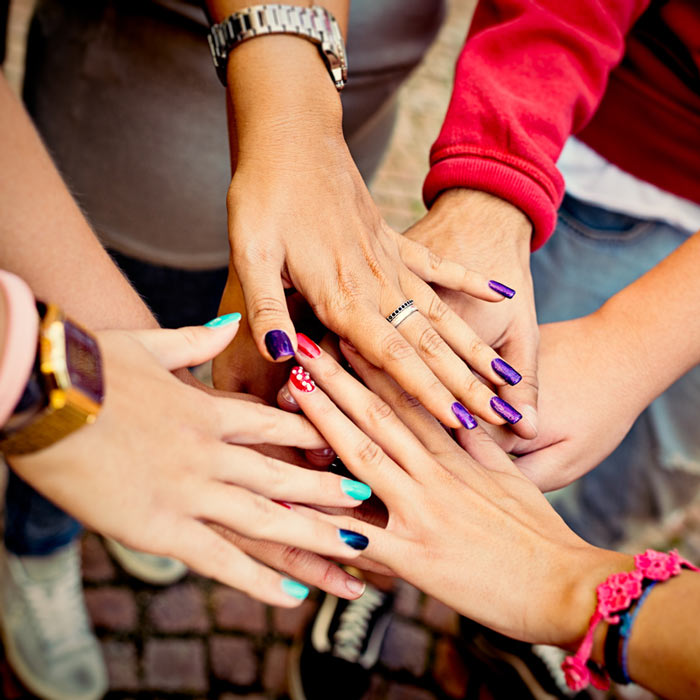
[104,539,187,585]
[0,542,108,700]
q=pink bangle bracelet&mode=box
[0,271,39,428]
[562,549,700,692]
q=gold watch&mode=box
[0,303,104,455]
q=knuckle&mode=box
[427,248,443,272]
[251,495,278,537]
[251,403,279,437]
[395,390,422,411]
[426,296,450,325]
[248,295,288,323]
[365,395,394,425]
[467,335,487,358]
[379,333,414,363]
[354,437,384,467]
[417,327,447,359]
[261,456,286,494]
[460,372,482,396]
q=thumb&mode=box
[132,313,241,370]
[513,442,573,492]
[236,256,297,363]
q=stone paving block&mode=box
[81,534,116,582]
[209,635,258,686]
[432,637,469,698]
[101,640,139,691]
[394,581,421,618]
[421,597,458,635]
[262,642,289,694]
[148,582,210,633]
[212,585,266,634]
[85,587,137,631]
[272,598,315,637]
[386,683,437,700]
[143,639,207,693]
[380,619,431,677]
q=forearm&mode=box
[205,0,349,167]
[0,74,156,331]
[597,230,700,406]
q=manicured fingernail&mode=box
[297,333,321,358]
[341,478,372,501]
[273,500,293,509]
[290,366,316,392]
[265,330,295,360]
[279,384,299,407]
[451,402,477,430]
[488,281,516,299]
[491,358,522,386]
[204,312,241,328]
[281,578,309,600]
[346,577,366,597]
[490,396,522,424]
[339,529,369,551]
[310,447,335,459]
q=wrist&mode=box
[429,189,532,264]
[0,272,39,428]
[228,34,344,158]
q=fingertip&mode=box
[263,329,296,362]
[277,383,300,412]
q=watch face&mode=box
[64,320,104,403]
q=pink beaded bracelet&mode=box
[562,549,699,692]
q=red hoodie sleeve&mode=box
[424,0,650,249]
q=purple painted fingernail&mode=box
[489,280,516,298]
[491,358,522,386]
[452,402,477,430]
[265,330,294,360]
[490,396,522,424]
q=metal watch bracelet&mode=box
[207,4,348,90]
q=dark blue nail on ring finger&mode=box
[264,330,294,360]
[339,529,369,551]
[488,280,516,298]
[490,396,522,424]
[491,358,522,386]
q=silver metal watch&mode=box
[207,4,348,91]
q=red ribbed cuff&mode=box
[423,152,561,251]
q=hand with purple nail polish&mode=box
[404,188,541,439]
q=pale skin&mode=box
[0,70,368,599]
[206,0,537,436]
[284,338,700,700]
[484,229,700,491]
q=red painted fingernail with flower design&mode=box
[290,366,316,392]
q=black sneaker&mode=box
[288,583,394,700]
[457,617,593,700]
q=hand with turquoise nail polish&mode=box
[7,318,371,607]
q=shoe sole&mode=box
[0,620,107,700]
[463,632,562,700]
[104,539,187,585]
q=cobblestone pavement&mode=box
[3,0,700,698]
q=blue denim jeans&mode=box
[532,195,700,548]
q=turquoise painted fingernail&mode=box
[281,578,309,600]
[341,478,372,501]
[204,312,241,328]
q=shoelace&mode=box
[333,586,386,663]
[23,551,92,659]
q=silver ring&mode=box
[386,299,418,328]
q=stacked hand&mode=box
[8,319,372,606]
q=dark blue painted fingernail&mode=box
[451,402,477,429]
[339,529,369,551]
[265,330,294,360]
[491,358,522,386]
[489,280,516,298]
[490,396,522,424]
